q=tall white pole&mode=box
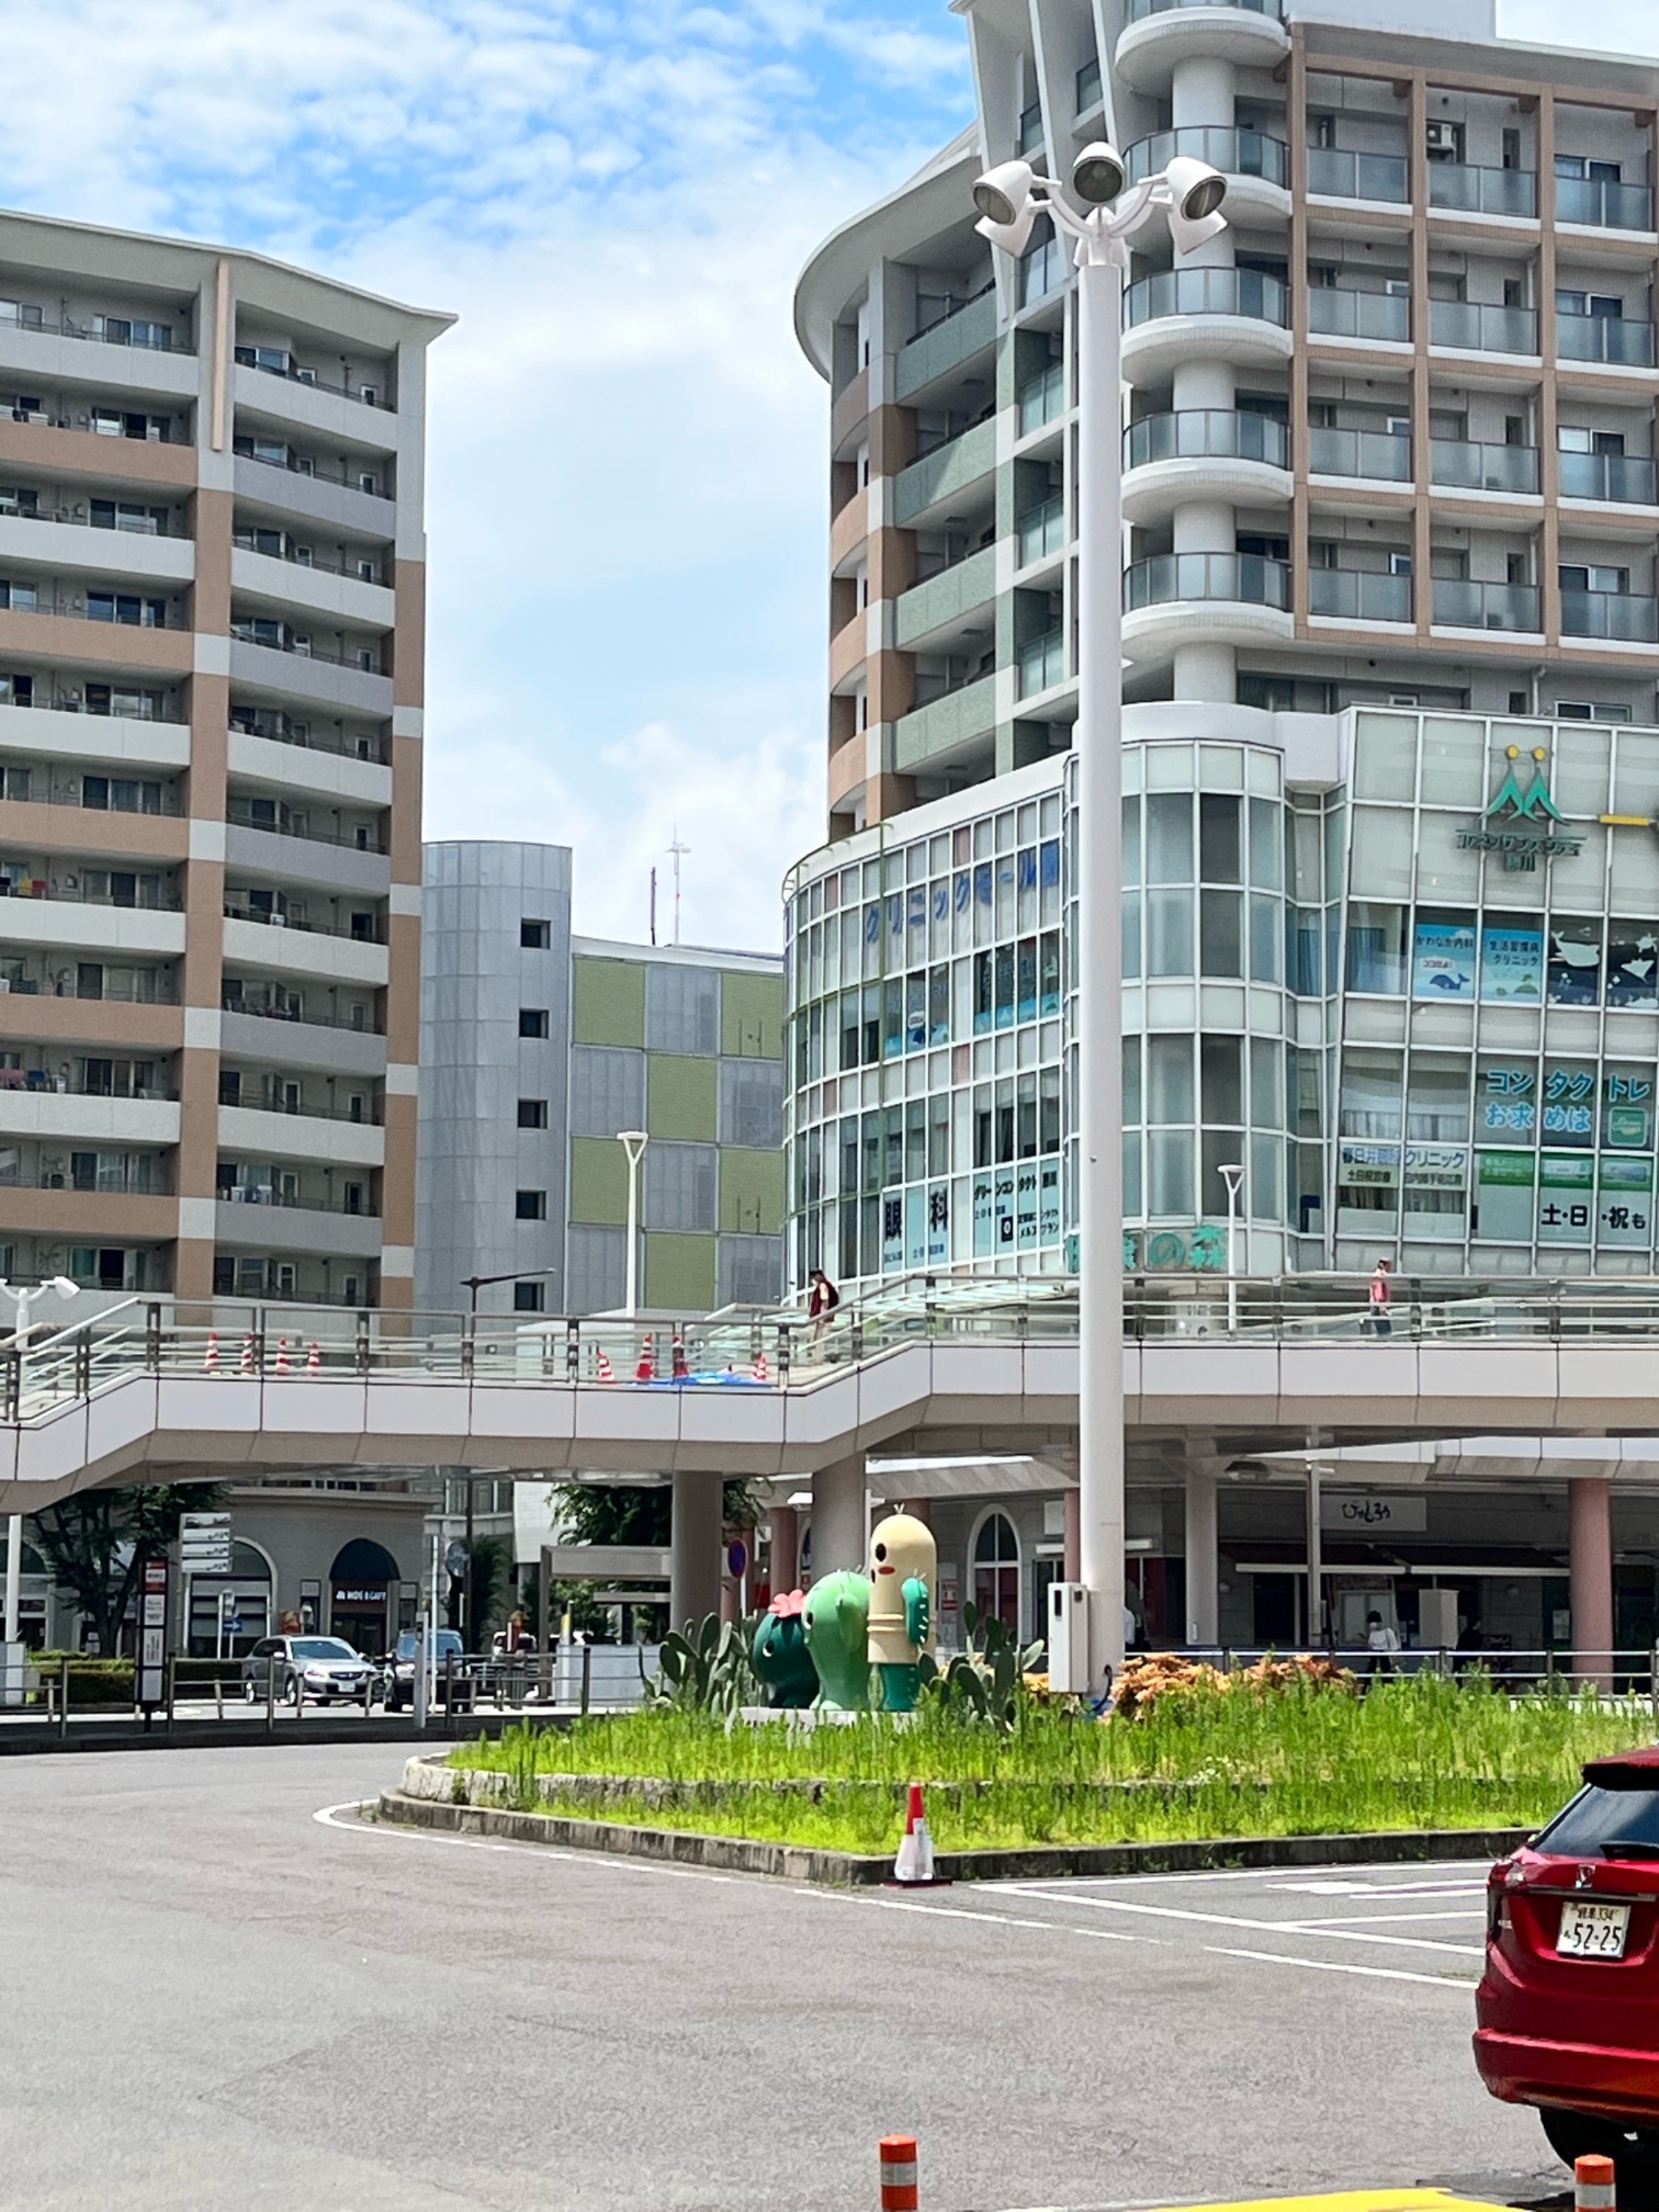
[619,1133,647,1318]
[1075,246,1127,1692]
[3,1512,21,1642]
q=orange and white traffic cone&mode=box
[203,1331,219,1374]
[635,1334,655,1382]
[1577,2157,1616,2212]
[672,1332,689,1379]
[887,1783,948,1888]
[751,1349,768,1383]
[880,2135,919,2212]
[275,1336,291,1375]
[595,1346,615,1383]
[307,1340,321,1371]
[240,1333,255,1374]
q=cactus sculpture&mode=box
[751,1589,818,1709]
[801,1570,872,1711]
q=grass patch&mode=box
[449,1672,1652,1854]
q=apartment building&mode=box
[787,0,1659,1291]
[417,841,786,1319]
[0,209,448,1304]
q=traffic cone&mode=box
[595,1346,615,1383]
[307,1339,321,1371]
[886,1783,950,1888]
[275,1336,291,1375]
[635,1334,655,1382]
[751,1348,768,1383]
[672,1331,689,1379]
[240,1333,255,1374]
[1576,2157,1616,2212]
[880,2136,919,2212]
[203,1330,219,1373]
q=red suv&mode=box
[1476,1745,1659,2168]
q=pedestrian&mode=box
[1368,1256,1393,1338]
[1365,1608,1399,1679]
[807,1267,841,1323]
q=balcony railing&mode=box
[1124,267,1290,330]
[1430,300,1537,355]
[1432,579,1540,630]
[1075,57,1102,112]
[1124,552,1291,612]
[218,1186,380,1219]
[1307,148,1408,204]
[1124,0,1283,16]
[229,712,389,765]
[1307,288,1410,341]
[234,445,392,498]
[1560,589,1659,643]
[0,688,187,726]
[1559,314,1656,367]
[1558,451,1658,505]
[1020,238,1064,307]
[0,1070,177,1101]
[0,304,193,355]
[1125,409,1290,470]
[229,623,385,675]
[0,776,183,817]
[1557,176,1655,231]
[1308,425,1411,481]
[1428,164,1537,218]
[1430,439,1540,494]
[0,974,177,1005]
[0,585,180,630]
[220,997,383,1034]
[1018,630,1067,695]
[220,1092,383,1126]
[232,535,385,585]
[1309,569,1412,622]
[234,349,390,409]
[1017,497,1066,566]
[0,500,187,540]
[224,806,388,855]
[1124,128,1289,189]
[1018,361,1065,436]
[223,905,386,945]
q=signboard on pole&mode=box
[137,1555,168,1706]
[179,1511,232,1575]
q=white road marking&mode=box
[310,1801,740,1882]
[793,1887,1149,1939]
[1206,1944,1478,1991]
[1011,1889,1481,1955]
[1271,1877,1485,1898]
[1295,1908,1486,1926]
[984,1860,1486,1894]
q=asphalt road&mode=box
[0,1743,1565,2212]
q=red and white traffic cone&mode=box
[594,1346,615,1383]
[880,2135,919,2212]
[1577,2157,1616,2212]
[672,1332,689,1379]
[240,1333,255,1374]
[307,1339,321,1371]
[202,1331,219,1374]
[635,1334,655,1382]
[275,1336,291,1375]
[751,1348,768,1383]
[886,1783,949,1888]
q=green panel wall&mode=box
[722,972,785,1060]
[568,1136,628,1225]
[573,957,645,1047]
[647,1054,717,1140]
[644,1232,716,1312]
[720,1147,785,1234]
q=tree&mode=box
[30,1483,226,1657]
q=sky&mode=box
[0,1,1655,952]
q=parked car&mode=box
[240,1635,373,1708]
[380,1628,473,1712]
[1475,1743,1659,2169]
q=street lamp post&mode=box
[971,144,1228,1691]
[617,1130,648,1318]
[1218,1162,1244,1335]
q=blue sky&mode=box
[3,0,1655,946]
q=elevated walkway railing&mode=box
[5,1273,1659,1427]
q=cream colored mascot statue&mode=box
[866,1509,936,1713]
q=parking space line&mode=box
[793,1888,1151,1940]
[1012,1891,1482,1955]
[1294,1909,1486,1927]
[310,1801,740,1882]
[1206,1944,1479,1991]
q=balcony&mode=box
[229,619,383,675]
[1018,630,1067,696]
[1307,289,1410,342]
[222,904,385,947]
[1124,127,1289,189]
[1557,176,1655,231]
[234,346,390,410]
[894,288,997,403]
[232,530,384,586]
[1560,589,1659,644]
[1427,164,1537,218]
[894,544,997,649]
[1307,149,1408,204]
[1430,439,1540,494]
[1308,426,1411,481]
[1076,57,1102,112]
[1124,266,1289,329]
[1124,0,1282,18]
[1559,314,1656,367]
[1124,552,1291,611]
[232,439,391,501]
[229,707,389,765]
[892,417,995,527]
[224,801,387,855]
[0,303,192,355]
[1018,361,1065,436]
[893,674,997,776]
[0,969,176,1006]
[1430,301,1537,355]
[1309,569,1412,622]
[1017,497,1066,568]
[1431,579,1540,631]
[220,992,383,1037]
[1020,237,1065,307]
[1558,451,1658,505]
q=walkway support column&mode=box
[1570,1475,1615,1690]
[810,1457,866,1577]
[1063,1488,1081,1585]
[769,1504,799,1596]
[669,1470,723,1638]
[1184,1465,1219,1650]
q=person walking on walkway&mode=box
[1369,1257,1393,1338]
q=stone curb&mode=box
[377,1775,1530,1885]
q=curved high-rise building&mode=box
[787,0,1659,1296]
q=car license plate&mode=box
[1557,1899,1632,1960]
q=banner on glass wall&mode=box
[1412,918,1476,999]
[973,1173,993,1256]
[1537,1153,1594,1243]
[1475,1149,1534,1242]
[1404,1145,1467,1191]
[1479,924,1543,1004]
[1040,1161,1061,1243]
[1597,1154,1654,1247]
[926,1185,949,1266]
[1338,1140,1400,1188]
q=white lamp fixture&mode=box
[616,1130,649,1320]
[970,138,1228,1694]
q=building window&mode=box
[515,1189,546,1220]
[521,918,550,948]
[518,1008,549,1038]
[569,1046,645,1136]
[512,1281,545,1312]
[645,963,720,1054]
[972,1511,1020,1636]
[517,1098,549,1129]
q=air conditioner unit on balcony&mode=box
[1425,120,1462,158]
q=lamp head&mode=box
[47,1276,77,1299]
[1071,140,1127,207]
[971,159,1039,255]
[1162,156,1228,254]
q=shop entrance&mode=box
[328,1538,400,1657]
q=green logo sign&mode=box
[1484,745,1565,824]
[1458,745,1583,871]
